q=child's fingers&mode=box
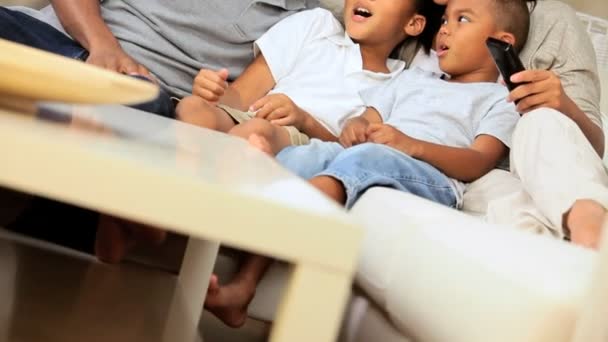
[366,123,385,135]
[355,127,367,143]
[270,116,293,126]
[367,130,390,145]
[250,96,271,112]
[193,87,220,102]
[195,70,225,88]
[255,103,274,119]
[205,77,228,93]
[266,108,288,121]
[217,68,229,81]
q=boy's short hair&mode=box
[493,0,536,51]
[417,1,446,53]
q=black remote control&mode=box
[486,37,526,91]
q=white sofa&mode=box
[227,3,608,341]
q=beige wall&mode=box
[562,0,608,19]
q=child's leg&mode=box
[311,143,457,209]
[309,176,347,204]
[175,96,237,132]
[229,118,293,155]
[204,254,272,328]
[95,215,166,263]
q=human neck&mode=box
[359,43,396,73]
[449,66,500,84]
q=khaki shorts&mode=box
[218,104,310,146]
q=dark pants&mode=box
[0,7,177,252]
[0,7,175,118]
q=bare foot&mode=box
[95,215,132,264]
[204,275,256,328]
[566,199,607,250]
[95,215,167,263]
[248,134,273,155]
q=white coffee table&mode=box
[0,102,362,342]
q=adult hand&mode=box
[86,46,151,78]
[339,116,370,147]
[508,70,574,116]
[367,124,422,157]
[192,68,229,104]
[250,93,309,129]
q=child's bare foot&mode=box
[95,215,167,263]
[204,274,256,328]
[566,199,607,250]
[248,134,273,155]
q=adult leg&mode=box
[508,109,608,248]
[0,7,88,60]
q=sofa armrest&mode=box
[350,187,595,342]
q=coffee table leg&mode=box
[178,237,220,319]
[269,263,353,342]
[162,237,219,342]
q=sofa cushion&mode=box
[350,187,595,342]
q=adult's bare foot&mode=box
[248,134,273,155]
[204,275,256,328]
[95,215,167,263]
[566,199,607,250]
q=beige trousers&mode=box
[464,108,608,238]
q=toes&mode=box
[208,274,220,293]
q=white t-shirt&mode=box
[361,68,520,204]
[254,8,405,136]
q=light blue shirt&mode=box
[361,68,520,197]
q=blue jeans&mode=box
[0,7,175,118]
[277,140,458,209]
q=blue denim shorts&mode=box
[0,7,175,118]
[277,140,458,209]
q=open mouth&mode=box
[354,7,373,19]
[437,43,450,57]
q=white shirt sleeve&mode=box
[476,97,520,148]
[253,8,339,82]
[359,76,401,122]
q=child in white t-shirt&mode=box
[175,0,442,155]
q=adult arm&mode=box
[514,1,604,156]
[50,0,150,76]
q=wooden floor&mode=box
[0,231,269,342]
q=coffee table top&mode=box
[0,38,158,105]
[0,103,361,270]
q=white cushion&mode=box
[350,187,595,342]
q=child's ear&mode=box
[494,31,517,47]
[404,14,426,37]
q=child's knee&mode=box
[229,118,274,139]
[175,96,219,128]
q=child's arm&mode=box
[249,94,339,142]
[192,54,276,111]
[367,124,508,182]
